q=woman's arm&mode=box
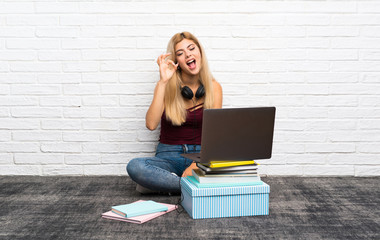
[145,81,167,130]
[146,53,178,130]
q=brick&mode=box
[62,39,98,49]
[38,50,81,61]
[355,166,380,176]
[331,61,380,72]
[38,73,81,84]
[62,62,98,73]
[0,143,39,153]
[358,2,380,13]
[303,165,354,176]
[41,120,81,130]
[0,154,12,164]
[357,144,380,153]
[7,38,59,49]
[15,154,63,165]
[11,107,62,118]
[13,132,61,141]
[0,131,11,141]
[41,143,81,153]
[63,132,100,142]
[261,165,304,176]
[82,120,119,131]
[83,164,125,176]
[0,51,36,60]
[0,3,34,14]
[307,27,359,37]
[308,50,358,60]
[360,50,380,60]
[82,96,118,106]
[10,62,61,72]
[286,14,330,25]
[137,131,159,142]
[331,14,380,25]
[35,2,79,14]
[331,38,380,49]
[0,27,34,37]
[0,119,40,130]
[102,84,153,95]
[63,84,100,95]
[359,120,380,130]
[36,27,79,38]
[101,132,137,142]
[305,143,355,153]
[82,143,119,153]
[361,73,380,83]
[328,154,379,165]
[80,26,119,38]
[42,165,83,176]
[0,85,10,94]
[40,96,81,107]
[0,165,41,175]
[7,15,58,26]
[306,73,358,83]
[60,15,97,26]
[306,120,356,131]
[65,155,101,165]
[101,154,134,164]
[82,50,119,60]
[360,96,380,107]
[100,61,136,71]
[120,143,156,153]
[306,96,358,107]
[63,107,100,118]
[285,154,327,165]
[0,73,37,84]
[82,72,118,83]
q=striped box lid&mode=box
[181,177,270,197]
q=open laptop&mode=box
[181,107,276,163]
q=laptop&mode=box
[181,107,276,163]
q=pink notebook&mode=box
[101,200,177,224]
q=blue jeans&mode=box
[126,143,201,193]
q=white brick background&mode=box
[0,1,379,176]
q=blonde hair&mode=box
[164,32,214,126]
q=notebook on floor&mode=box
[181,107,276,163]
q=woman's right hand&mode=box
[157,53,179,83]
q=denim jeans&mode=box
[126,143,201,193]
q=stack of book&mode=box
[188,160,262,188]
[101,200,177,224]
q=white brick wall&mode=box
[1,1,379,176]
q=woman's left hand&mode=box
[182,163,198,177]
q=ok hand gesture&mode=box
[157,53,179,83]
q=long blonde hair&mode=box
[164,32,214,126]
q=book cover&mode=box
[187,176,263,188]
[202,160,258,168]
[197,163,258,173]
[102,201,177,224]
[197,167,257,176]
[192,169,261,184]
[111,200,168,218]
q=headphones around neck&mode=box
[181,84,205,100]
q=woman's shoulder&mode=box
[212,79,222,92]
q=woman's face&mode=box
[175,38,202,76]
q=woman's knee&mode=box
[127,158,141,177]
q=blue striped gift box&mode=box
[181,177,270,219]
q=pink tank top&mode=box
[159,103,203,145]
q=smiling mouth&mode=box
[186,59,196,70]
